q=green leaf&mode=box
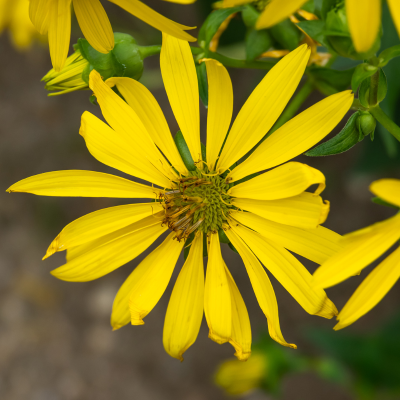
[358,69,388,108]
[245,28,273,61]
[379,44,400,67]
[174,131,196,171]
[198,7,243,50]
[296,20,327,46]
[269,19,301,51]
[196,62,208,108]
[321,0,337,20]
[351,63,378,92]
[301,0,315,13]
[242,4,259,28]
[309,66,355,92]
[305,112,361,156]
[372,196,399,209]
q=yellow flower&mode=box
[29,0,196,72]
[313,179,400,330]
[8,36,353,361]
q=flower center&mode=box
[161,167,232,241]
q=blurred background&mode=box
[1,1,400,399]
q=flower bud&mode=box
[356,111,376,140]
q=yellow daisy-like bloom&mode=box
[313,179,400,330]
[29,0,196,72]
[8,35,353,361]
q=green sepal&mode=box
[372,197,399,210]
[320,0,337,20]
[269,19,301,51]
[228,242,239,254]
[218,229,230,244]
[89,94,98,106]
[233,172,259,186]
[242,4,259,28]
[201,142,207,163]
[309,66,355,92]
[245,28,273,61]
[351,63,378,93]
[198,7,243,50]
[358,69,387,108]
[379,44,400,67]
[77,38,113,74]
[174,131,196,171]
[196,62,208,108]
[296,20,328,47]
[305,112,361,156]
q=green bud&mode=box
[356,111,376,140]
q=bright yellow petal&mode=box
[7,170,161,198]
[72,0,114,54]
[80,111,172,188]
[232,192,329,229]
[256,0,308,29]
[204,233,231,343]
[229,91,354,182]
[51,221,167,282]
[346,0,381,53]
[370,178,400,208]
[48,0,72,72]
[29,0,50,34]
[204,59,233,170]
[162,0,196,3]
[335,246,400,330]
[313,214,400,289]
[163,232,204,361]
[230,211,343,265]
[106,77,188,176]
[129,232,184,325]
[89,71,176,184]
[225,228,296,349]
[44,203,163,259]
[217,45,310,173]
[108,0,196,41]
[160,34,201,165]
[388,0,400,38]
[230,222,338,318]
[228,162,325,199]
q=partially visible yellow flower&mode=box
[8,36,352,361]
[29,0,196,72]
[313,179,400,330]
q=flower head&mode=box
[313,179,400,330]
[8,35,353,361]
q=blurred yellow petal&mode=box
[109,0,196,41]
[313,214,400,289]
[160,34,201,165]
[7,170,161,198]
[222,0,253,6]
[73,0,114,54]
[232,192,329,229]
[204,233,231,344]
[225,227,296,349]
[388,0,400,38]
[231,223,337,318]
[44,203,163,259]
[162,0,196,3]
[204,59,233,170]
[52,221,167,282]
[230,211,343,265]
[29,0,50,34]
[230,91,353,182]
[163,232,204,361]
[228,162,325,198]
[107,77,188,176]
[347,0,381,53]
[48,0,72,72]
[335,247,400,330]
[129,232,184,325]
[217,45,310,173]
[256,0,308,29]
[9,0,37,49]
[370,178,400,208]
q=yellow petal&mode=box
[48,0,72,72]
[44,203,163,259]
[106,77,188,176]
[80,111,172,188]
[29,0,50,34]
[230,222,338,318]
[256,0,309,29]
[163,232,204,361]
[346,0,381,53]
[388,0,400,38]
[108,0,196,41]
[335,246,400,330]
[89,71,176,184]
[222,0,253,6]
[7,170,161,198]
[370,178,400,208]
[204,233,231,343]
[217,45,310,173]
[225,265,252,361]
[129,232,184,325]
[160,34,201,165]
[162,0,196,3]
[230,211,343,265]
[232,192,329,229]
[225,228,296,349]
[72,0,114,54]
[204,59,233,170]
[228,162,325,198]
[313,214,400,289]
[51,221,167,282]
[229,91,354,182]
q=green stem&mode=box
[139,45,162,59]
[369,70,380,107]
[370,106,400,142]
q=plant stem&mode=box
[369,69,380,107]
[370,106,400,142]
[139,45,162,59]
